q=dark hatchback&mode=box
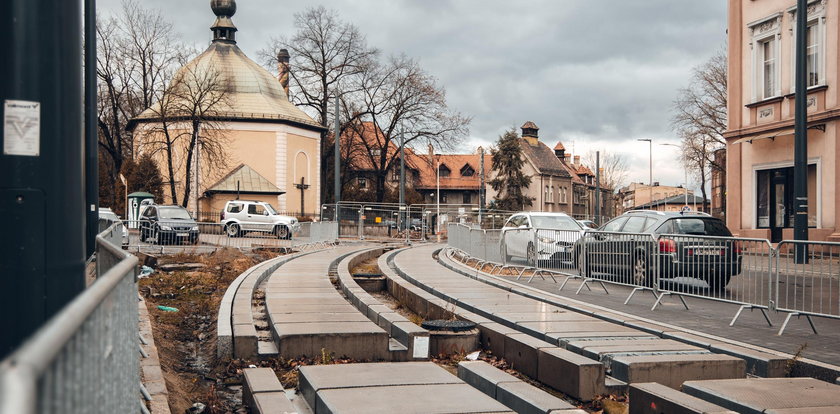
[577,211,741,290]
[139,205,200,245]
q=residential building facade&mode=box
[616,183,697,213]
[726,0,838,242]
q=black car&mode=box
[576,210,741,290]
[139,205,200,245]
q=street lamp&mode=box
[660,143,689,209]
[637,138,652,208]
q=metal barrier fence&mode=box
[123,220,339,253]
[446,223,840,335]
[775,240,840,335]
[0,222,140,413]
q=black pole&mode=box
[1,0,86,359]
[793,0,809,263]
[334,95,341,204]
[85,0,98,259]
[399,130,405,229]
[595,151,601,224]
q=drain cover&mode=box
[352,273,384,278]
[421,320,477,332]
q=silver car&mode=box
[500,212,584,267]
[221,200,300,239]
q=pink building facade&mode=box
[726,0,839,242]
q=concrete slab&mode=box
[496,381,577,414]
[273,322,388,360]
[610,354,746,388]
[503,334,554,379]
[537,347,605,402]
[299,362,464,410]
[233,323,258,359]
[550,332,657,346]
[268,304,359,314]
[682,378,840,414]
[315,383,514,414]
[252,392,298,414]
[242,368,284,410]
[629,382,737,414]
[494,312,591,323]
[582,343,703,361]
[270,313,370,324]
[458,361,520,398]
[477,322,519,356]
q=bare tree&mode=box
[343,55,470,202]
[96,0,184,211]
[582,149,629,192]
[672,48,727,213]
[260,6,379,202]
[138,63,230,209]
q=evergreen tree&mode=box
[124,153,164,201]
[489,129,534,211]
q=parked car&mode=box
[139,205,200,245]
[576,210,741,290]
[577,219,598,229]
[98,207,129,246]
[220,200,300,239]
[500,212,585,267]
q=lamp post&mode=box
[660,143,689,209]
[637,138,652,208]
[436,154,441,237]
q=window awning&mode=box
[733,128,794,144]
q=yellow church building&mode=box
[127,0,325,219]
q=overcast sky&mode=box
[97,0,727,191]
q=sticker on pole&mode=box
[3,100,41,156]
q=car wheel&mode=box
[526,243,537,267]
[633,254,651,287]
[275,225,290,239]
[226,223,241,237]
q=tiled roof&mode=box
[412,153,492,190]
[519,139,571,178]
[204,164,284,194]
[337,121,422,172]
[553,141,565,150]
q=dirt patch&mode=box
[349,256,381,275]
[140,248,278,413]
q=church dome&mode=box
[130,0,322,131]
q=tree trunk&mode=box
[700,167,709,213]
[375,172,386,203]
[181,121,199,209]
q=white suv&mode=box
[221,200,300,239]
[500,212,584,267]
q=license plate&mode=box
[694,249,720,256]
[557,246,570,253]
[177,233,189,237]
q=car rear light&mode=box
[659,238,676,253]
[732,241,743,255]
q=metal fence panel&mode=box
[0,222,139,414]
[576,230,659,288]
[655,235,773,305]
[775,241,840,321]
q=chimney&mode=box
[564,154,571,164]
[521,121,539,146]
[277,48,290,97]
[573,155,581,167]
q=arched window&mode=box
[550,186,555,202]
[544,186,549,202]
